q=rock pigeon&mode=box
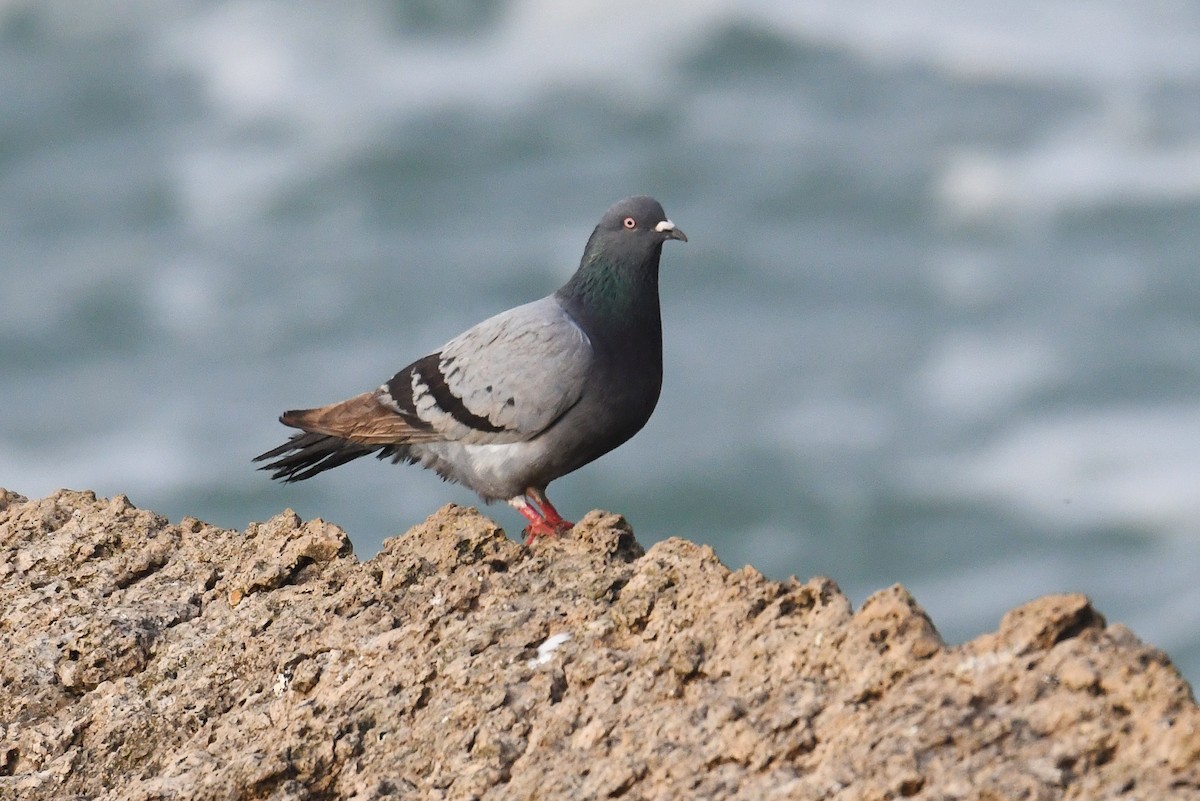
[254,196,686,542]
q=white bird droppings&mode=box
[528,632,572,667]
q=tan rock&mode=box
[0,489,1196,800]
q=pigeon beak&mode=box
[655,219,688,242]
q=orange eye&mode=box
[623,216,636,229]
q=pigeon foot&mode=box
[527,487,574,531]
[522,519,569,544]
[510,489,575,545]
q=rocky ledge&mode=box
[1,489,1197,800]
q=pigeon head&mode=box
[593,195,688,245]
[560,196,686,321]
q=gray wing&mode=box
[386,296,593,444]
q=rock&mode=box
[0,488,1196,800]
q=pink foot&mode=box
[522,518,564,545]
[510,488,575,545]
[528,488,574,532]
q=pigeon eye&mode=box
[623,216,637,229]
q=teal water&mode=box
[3,1,1199,686]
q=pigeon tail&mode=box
[254,389,445,481]
[253,432,378,482]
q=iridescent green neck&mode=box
[558,243,662,324]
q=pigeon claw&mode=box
[511,488,575,545]
[522,518,570,545]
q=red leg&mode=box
[508,495,560,544]
[527,487,574,533]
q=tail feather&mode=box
[276,391,439,445]
[253,431,380,483]
[255,390,437,482]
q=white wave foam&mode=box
[915,331,1065,422]
[909,405,1200,538]
[752,1,1200,84]
[936,130,1200,225]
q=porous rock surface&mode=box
[1,488,1197,800]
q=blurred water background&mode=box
[2,0,1199,685]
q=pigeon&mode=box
[254,196,686,542]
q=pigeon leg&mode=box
[526,487,574,533]
[509,495,559,544]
